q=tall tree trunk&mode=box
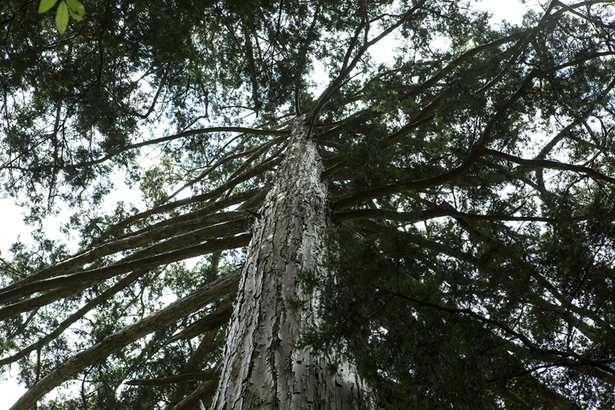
[210,116,369,409]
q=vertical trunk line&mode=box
[211,116,370,409]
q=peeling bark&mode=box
[211,117,370,409]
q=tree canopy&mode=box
[2,0,615,408]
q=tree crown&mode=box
[2,0,615,408]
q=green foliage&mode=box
[2,0,615,408]
[38,0,85,34]
[309,214,615,408]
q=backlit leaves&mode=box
[38,0,85,34]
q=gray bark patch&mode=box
[211,117,370,409]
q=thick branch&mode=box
[170,380,218,410]
[332,71,538,210]
[114,187,265,234]
[0,212,250,297]
[332,208,556,224]
[125,371,219,386]
[168,135,287,201]
[0,234,250,317]
[0,270,146,366]
[9,271,241,410]
[117,218,251,265]
[79,127,287,168]
[112,151,281,233]
[485,149,615,184]
[165,303,233,344]
[310,1,427,120]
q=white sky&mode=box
[0,1,531,408]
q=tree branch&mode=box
[310,1,427,121]
[0,269,147,366]
[114,187,266,233]
[0,234,250,315]
[124,371,219,386]
[165,303,233,344]
[332,208,557,223]
[332,70,539,210]
[485,149,615,184]
[0,212,249,298]
[76,127,288,168]
[9,270,241,410]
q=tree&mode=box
[2,0,615,408]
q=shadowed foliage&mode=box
[2,0,615,408]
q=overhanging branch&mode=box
[9,270,241,410]
[485,149,615,184]
[0,234,250,313]
[332,208,557,223]
[124,371,219,386]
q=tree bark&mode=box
[210,116,369,409]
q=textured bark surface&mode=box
[211,117,368,409]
